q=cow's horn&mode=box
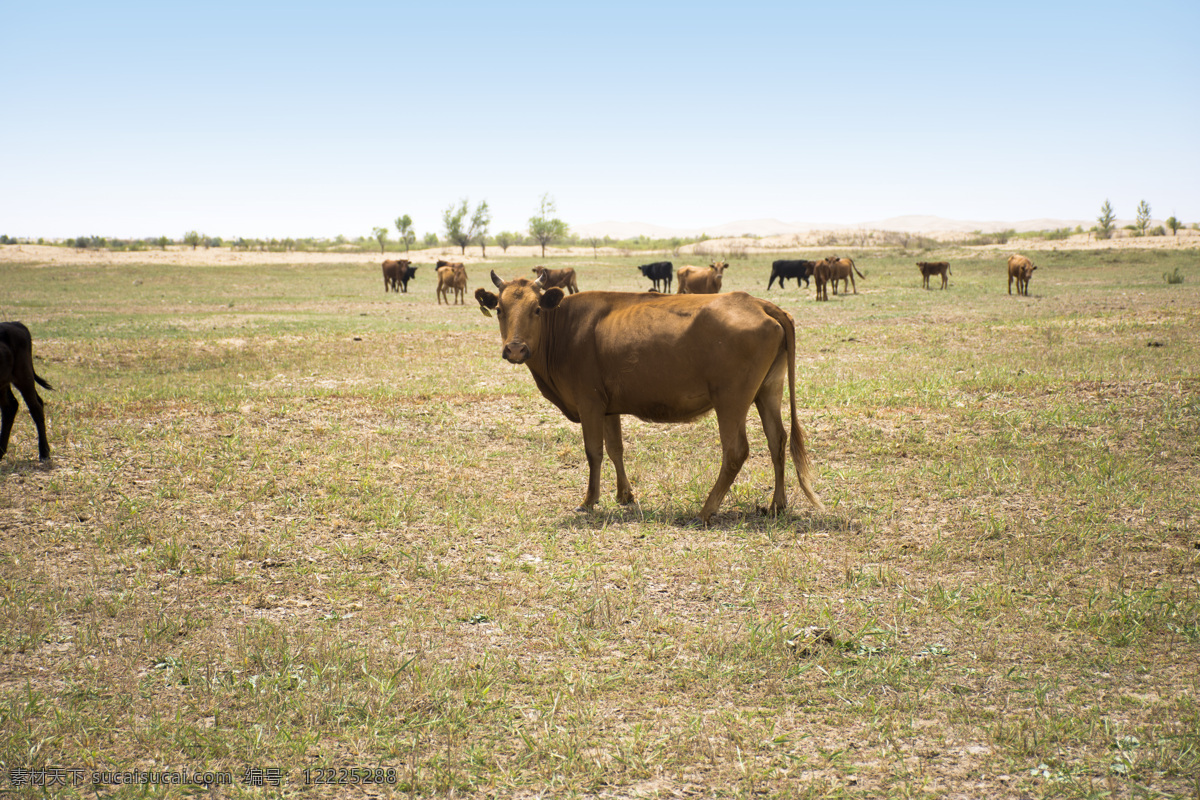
[491,270,504,289]
[532,272,546,289]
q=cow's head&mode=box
[710,260,728,274]
[476,271,564,365]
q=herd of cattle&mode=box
[385,254,1040,302]
[0,251,1041,519]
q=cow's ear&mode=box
[476,288,498,316]
[539,287,564,310]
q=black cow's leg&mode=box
[21,384,49,460]
[604,415,634,505]
[0,386,17,459]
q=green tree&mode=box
[471,201,491,257]
[1135,200,1152,236]
[443,198,490,255]
[372,226,389,253]
[424,232,439,247]
[1096,199,1116,240]
[157,235,171,251]
[528,193,569,257]
[1166,215,1182,236]
[443,199,470,252]
[495,231,515,252]
[395,214,415,252]
[183,230,202,250]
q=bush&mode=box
[1164,268,1185,285]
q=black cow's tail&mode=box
[770,305,823,511]
[35,373,53,391]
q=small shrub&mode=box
[1163,268,1185,285]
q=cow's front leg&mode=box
[604,414,635,505]
[576,409,606,512]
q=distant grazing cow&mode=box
[1007,255,1036,296]
[813,259,832,301]
[531,266,579,294]
[382,259,417,293]
[437,263,467,305]
[825,256,864,295]
[475,272,822,523]
[917,261,951,290]
[0,322,52,461]
[677,261,728,294]
[637,261,674,292]
[768,259,816,290]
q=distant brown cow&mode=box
[0,322,52,461]
[813,259,832,301]
[475,272,822,522]
[1007,255,1037,296]
[677,261,728,294]
[531,266,579,294]
[382,259,416,293]
[826,256,864,294]
[917,261,951,290]
[437,263,467,305]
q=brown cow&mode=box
[1007,255,1037,296]
[437,263,467,305]
[0,322,52,461]
[382,259,416,293]
[825,255,864,294]
[475,272,822,523]
[813,259,832,301]
[531,265,579,294]
[677,261,728,294]
[917,261,951,290]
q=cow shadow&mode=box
[555,503,849,534]
[0,456,54,477]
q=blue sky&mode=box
[2,0,1197,239]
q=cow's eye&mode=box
[534,308,541,316]
[496,308,504,318]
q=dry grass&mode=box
[1,248,1198,798]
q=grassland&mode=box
[1,248,1198,798]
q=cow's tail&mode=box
[771,305,823,511]
[851,260,865,279]
[34,373,53,391]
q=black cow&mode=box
[0,322,52,461]
[637,261,674,293]
[382,259,418,293]
[768,259,816,290]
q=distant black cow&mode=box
[382,259,417,293]
[768,259,817,290]
[0,322,52,461]
[637,261,674,293]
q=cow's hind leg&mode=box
[604,415,635,505]
[699,406,752,523]
[754,372,788,515]
[0,386,17,459]
[18,382,49,460]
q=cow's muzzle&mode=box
[502,341,531,364]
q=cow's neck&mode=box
[523,308,573,417]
